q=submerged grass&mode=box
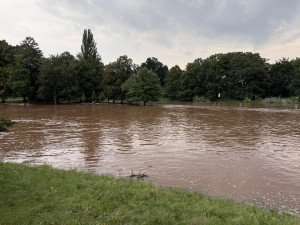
[2,98,24,103]
[262,97,299,104]
[0,162,299,225]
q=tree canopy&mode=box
[141,57,168,87]
[126,68,162,105]
[1,32,300,105]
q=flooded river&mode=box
[0,103,299,213]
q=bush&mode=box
[0,117,16,132]
[98,92,105,102]
[193,95,211,103]
[243,97,252,103]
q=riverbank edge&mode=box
[2,96,299,106]
[0,162,299,224]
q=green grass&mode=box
[2,98,24,103]
[262,97,299,104]
[0,162,299,225]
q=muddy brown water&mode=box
[0,103,299,213]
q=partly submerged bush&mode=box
[193,95,211,103]
[243,97,252,104]
[262,97,298,104]
[0,117,16,132]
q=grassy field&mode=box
[2,98,24,103]
[0,162,299,225]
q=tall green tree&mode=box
[38,52,76,104]
[102,55,133,103]
[81,29,98,60]
[227,52,269,99]
[141,57,168,87]
[0,40,14,102]
[178,60,204,101]
[291,58,300,97]
[102,62,118,103]
[269,58,294,97]
[77,29,104,102]
[9,37,43,102]
[197,52,269,100]
[126,68,162,105]
[166,65,182,99]
[8,61,31,102]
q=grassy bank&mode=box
[0,163,299,224]
[1,98,24,103]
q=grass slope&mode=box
[0,162,299,225]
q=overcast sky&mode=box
[1,0,300,68]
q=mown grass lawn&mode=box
[0,162,299,225]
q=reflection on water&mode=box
[0,103,300,213]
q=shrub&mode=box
[193,95,210,103]
[243,97,252,103]
[0,118,16,132]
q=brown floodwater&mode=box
[0,103,299,213]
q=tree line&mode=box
[1,29,300,105]
[167,53,300,101]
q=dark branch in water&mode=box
[0,118,16,132]
[129,170,149,180]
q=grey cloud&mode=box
[36,0,300,46]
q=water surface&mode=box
[0,103,299,213]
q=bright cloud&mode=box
[1,0,300,67]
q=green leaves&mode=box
[102,55,133,103]
[127,68,162,105]
[38,52,76,104]
[141,57,168,87]
[78,29,104,101]
[80,29,98,61]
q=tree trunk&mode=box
[144,101,146,106]
[54,87,57,105]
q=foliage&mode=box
[102,55,133,103]
[291,58,300,97]
[193,95,210,103]
[202,52,269,100]
[77,29,104,102]
[10,37,43,102]
[166,65,182,99]
[0,117,16,132]
[0,40,15,102]
[1,33,300,104]
[38,52,76,104]
[178,60,204,101]
[98,92,105,102]
[269,58,294,97]
[8,61,31,101]
[243,97,252,104]
[80,29,98,61]
[141,57,168,87]
[0,162,299,225]
[127,68,162,105]
[170,53,269,102]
